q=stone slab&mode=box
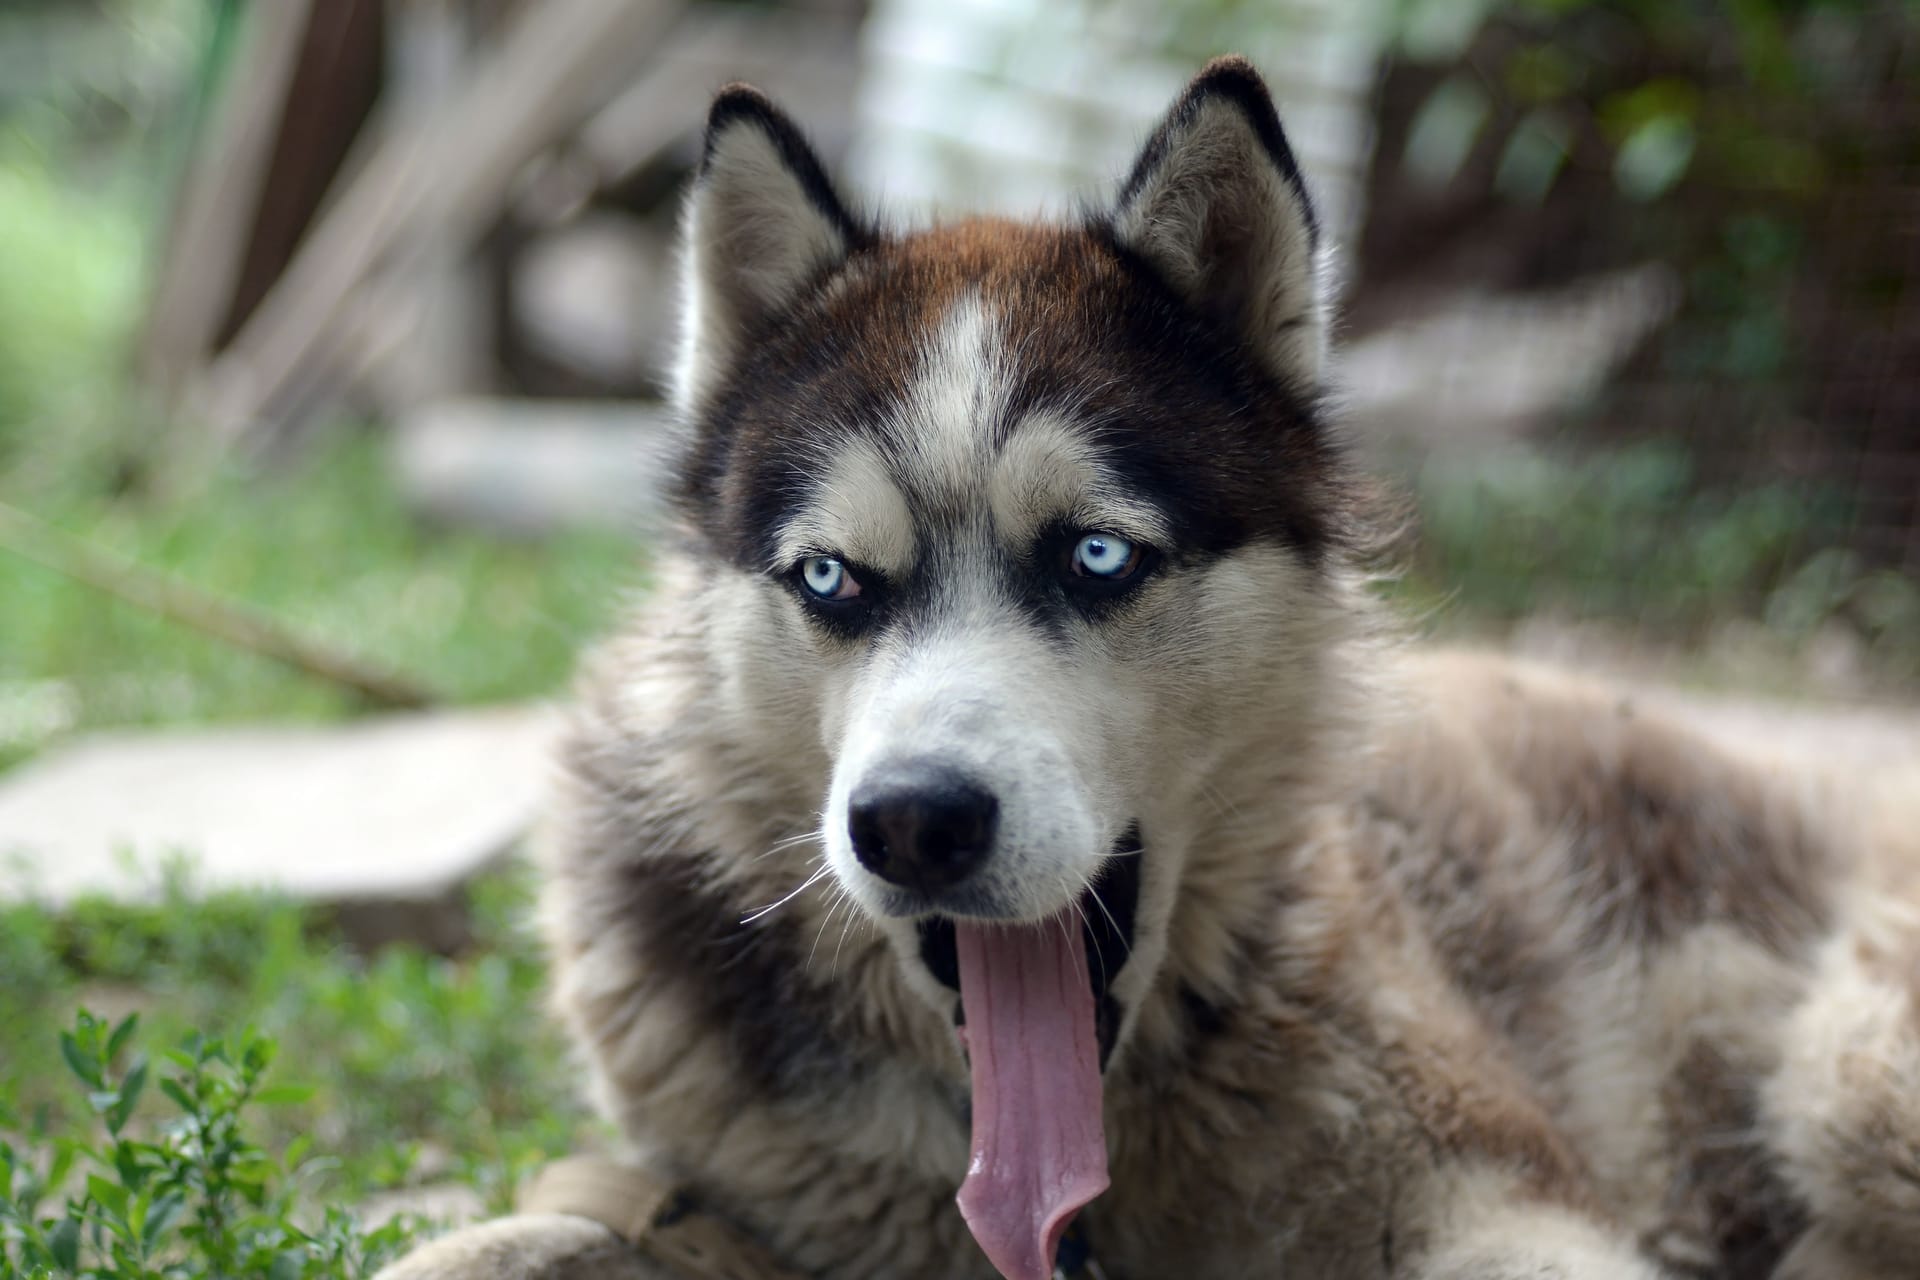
[0,705,560,913]
[392,398,676,537]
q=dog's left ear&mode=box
[674,85,868,416]
[1109,57,1328,387]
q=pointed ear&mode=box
[1109,57,1328,387]
[674,85,868,415]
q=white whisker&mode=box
[1054,908,1075,952]
[1069,895,1109,993]
[829,897,867,978]
[806,885,848,973]
[741,863,832,923]
[753,821,827,863]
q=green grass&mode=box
[0,434,641,769]
[1389,442,1920,689]
[0,114,635,1257]
[0,420,619,1266]
[0,143,637,766]
[1,867,595,1277]
[0,145,142,463]
[1,13,651,766]
[0,59,637,1269]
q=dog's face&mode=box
[674,63,1352,1056]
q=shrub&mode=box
[1,1011,421,1279]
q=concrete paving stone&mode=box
[0,705,561,945]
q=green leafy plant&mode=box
[1,1011,420,1278]
[1,866,592,1207]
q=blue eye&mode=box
[1071,533,1140,579]
[801,555,859,600]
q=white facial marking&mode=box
[764,292,1325,1066]
[813,296,1131,927]
[988,415,1172,549]
[776,436,916,576]
[887,292,1007,501]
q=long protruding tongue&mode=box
[954,917,1109,1280]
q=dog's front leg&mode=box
[371,1213,660,1280]
[1404,1191,1668,1280]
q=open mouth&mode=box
[916,825,1142,1068]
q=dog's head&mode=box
[673,58,1357,1061]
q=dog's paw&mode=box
[1419,1257,1664,1280]
[1770,1226,1893,1280]
[1416,1213,1667,1280]
[372,1212,658,1280]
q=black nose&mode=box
[848,764,998,894]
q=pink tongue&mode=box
[953,917,1109,1280]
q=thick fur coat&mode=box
[380,60,1920,1280]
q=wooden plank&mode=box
[578,9,861,192]
[196,0,686,445]
[136,0,316,400]
[344,11,858,415]
[215,0,385,349]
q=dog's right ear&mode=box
[1108,57,1328,389]
[674,85,867,416]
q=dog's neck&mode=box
[1100,615,1387,1078]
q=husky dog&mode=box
[381,58,1920,1280]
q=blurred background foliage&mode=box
[0,0,189,465]
[1374,0,1914,420]
[1358,0,1920,685]
[0,0,637,767]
